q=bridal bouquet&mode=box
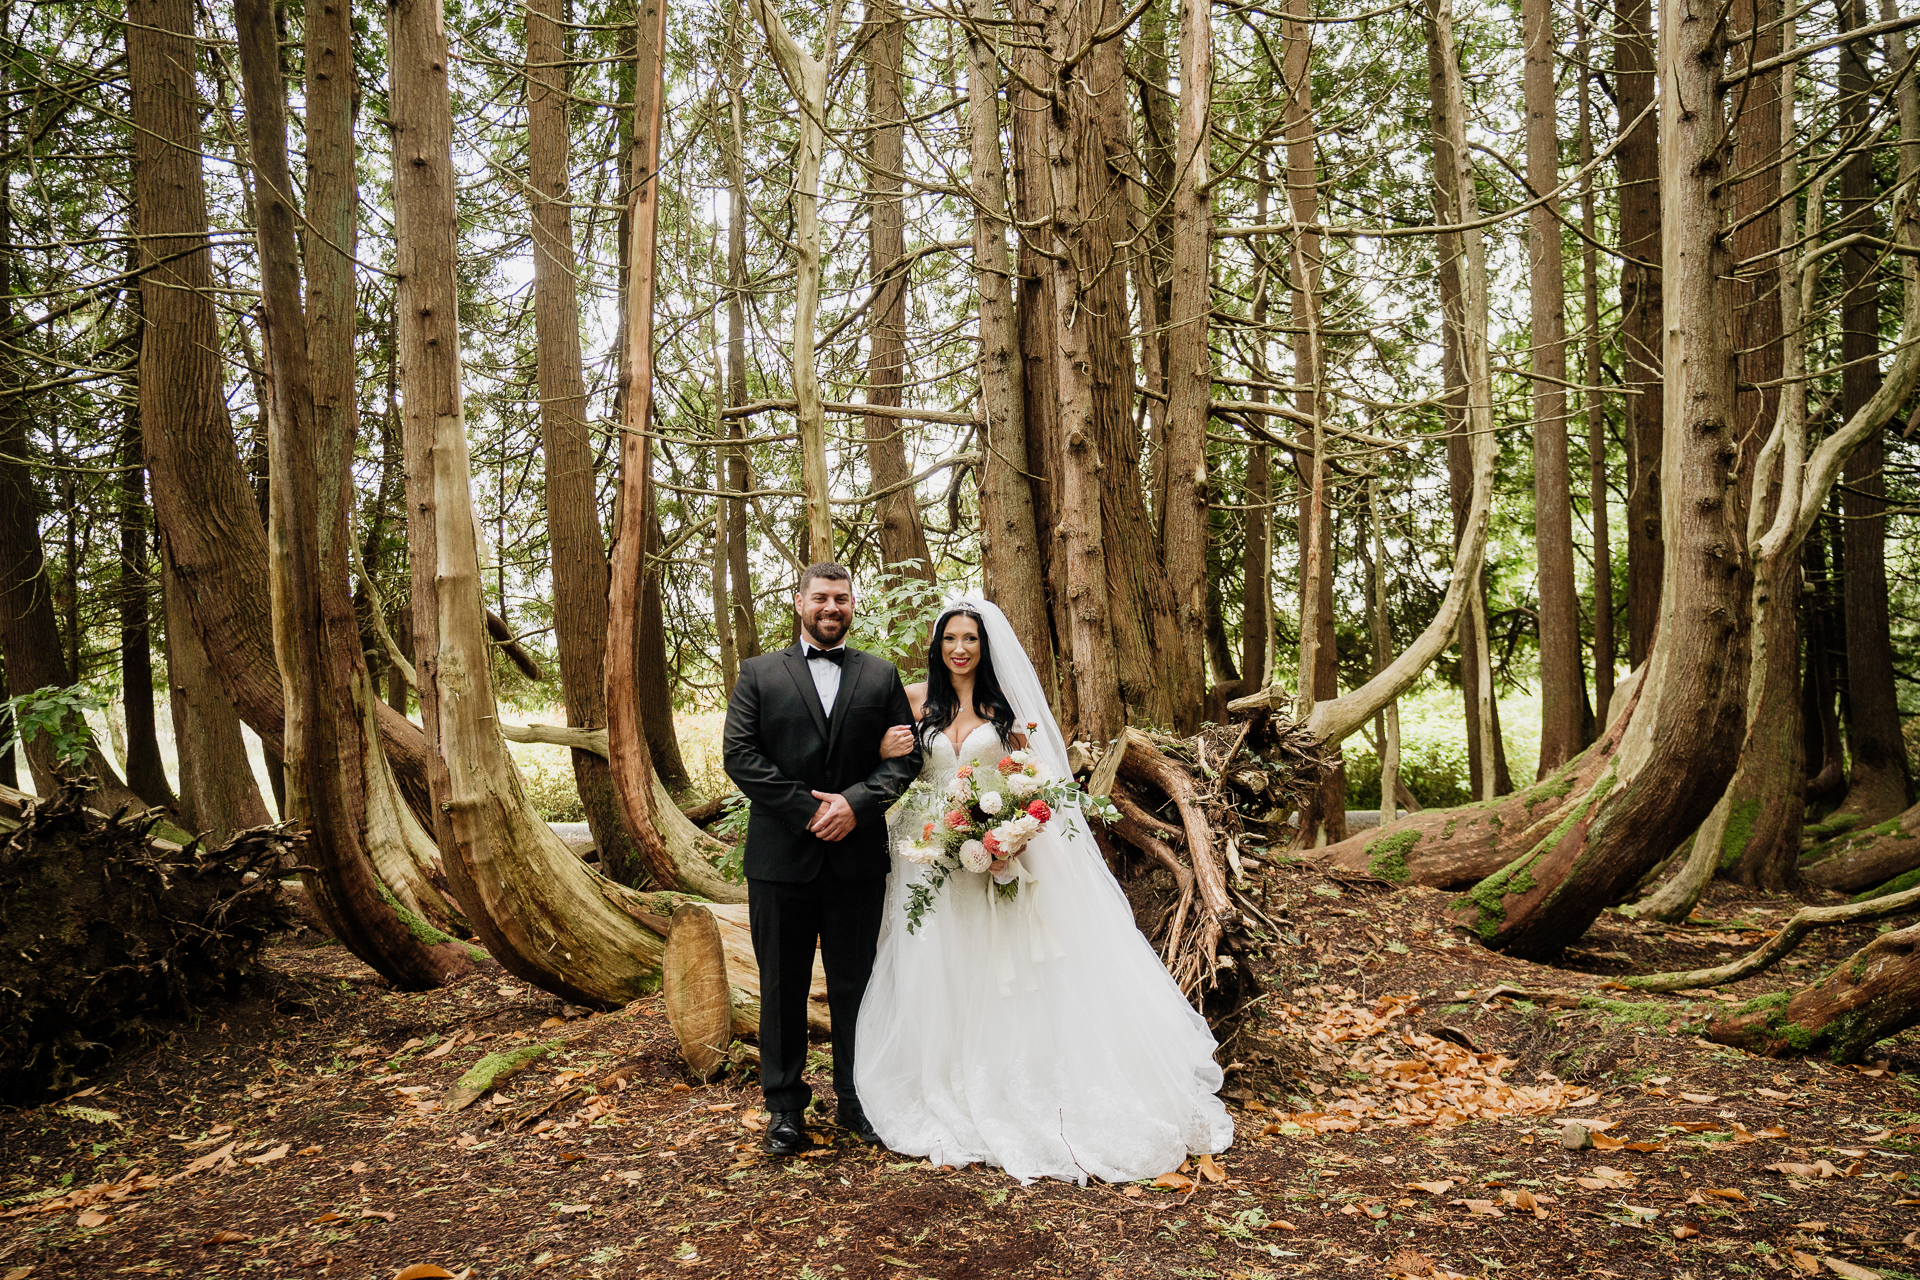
[896,725,1117,933]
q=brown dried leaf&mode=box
[1671,1223,1699,1239]
[1789,1251,1824,1275]
[1702,1188,1749,1203]
[178,1140,238,1178]
[393,1268,459,1280]
[75,1211,110,1228]
[1196,1153,1228,1183]
[1151,1171,1194,1191]
[1756,1088,1792,1100]
[242,1143,290,1166]
[1680,1092,1719,1104]
[201,1230,249,1246]
[1406,1180,1456,1196]
[1458,1199,1503,1217]
[1820,1259,1884,1280]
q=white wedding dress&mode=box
[854,710,1234,1185]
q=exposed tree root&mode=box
[1709,920,1920,1062]
[1801,801,1920,894]
[0,783,298,1100]
[1625,881,1920,992]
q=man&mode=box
[722,563,921,1154]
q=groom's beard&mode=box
[800,607,850,647]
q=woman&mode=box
[853,596,1233,1184]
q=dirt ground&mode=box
[4,858,1919,1280]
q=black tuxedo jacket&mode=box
[722,643,922,883]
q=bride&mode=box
[852,595,1233,1184]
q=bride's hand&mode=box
[879,724,916,759]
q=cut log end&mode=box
[662,903,734,1081]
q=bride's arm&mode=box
[877,682,928,759]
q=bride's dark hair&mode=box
[919,607,1017,747]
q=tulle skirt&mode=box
[853,816,1234,1184]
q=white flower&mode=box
[897,839,938,865]
[1006,773,1037,798]
[1009,749,1031,766]
[989,822,1028,856]
[946,774,972,801]
[978,791,1004,816]
[1012,813,1043,836]
[958,839,991,873]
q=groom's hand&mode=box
[807,790,857,841]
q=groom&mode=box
[722,563,922,1155]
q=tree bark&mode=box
[639,490,690,791]
[862,0,935,584]
[1616,0,1664,669]
[526,0,644,882]
[236,0,471,986]
[1524,0,1583,775]
[748,0,838,562]
[117,412,175,808]
[162,560,269,841]
[968,3,1052,693]
[722,10,759,670]
[1159,0,1214,731]
[1578,11,1615,725]
[1803,801,1920,895]
[390,0,710,1004]
[1708,921,1920,1062]
[1835,0,1913,824]
[1447,0,1751,957]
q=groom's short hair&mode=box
[797,562,853,596]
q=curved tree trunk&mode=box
[117,417,174,809]
[235,0,473,988]
[525,0,646,884]
[1802,802,1920,895]
[1442,0,1751,958]
[162,561,269,842]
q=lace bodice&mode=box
[920,721,1010,782]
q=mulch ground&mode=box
[4,858,1919,1280]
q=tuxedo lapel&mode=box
[780,644,831,742]
[825,649,869,758]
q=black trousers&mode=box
[746,873,885,1113]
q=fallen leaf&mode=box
[360,1210,397,1222]
[556,1204,592,1215]
[1672,1223,1699,1239]
[1499,1188,1545,1218]
[1756,1088,1793,1100]
[1703,1187,1749,1203]
[1575,1166,1634,1191]
[1797,1222,1829,1232]
[1119,1187,1142,1199]
[1457,1199,1503,1217]
[179,1140,238,1177]
[393,1268,459,1280]
[297,1146,322,1156]
[539,1017,565,1029]
[1820,1259,1883,1280]
[202,1230,249,1246]
[1196,1153,1228,1183]
[1673,1121,1723,1133]
[1591,1131,1625,1150]
[1680,1092,1719,1104]
[1406,1180,1456,1195]
[242,1143,290,1166]
[75,1211,111,1228]
[1263,1219,1299,1231]
[0,1267,32,1280]
[1789,1251,1823,1275]
[1151,1171,1194,1192]
[312,1212,347,1224]
[1768,1161,1842,1180]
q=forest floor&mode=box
[3,858,1919,1280]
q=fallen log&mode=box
[1801,801,1920,894]
[1625,882,1920,993]
[0,783,298,1100]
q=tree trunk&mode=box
[722,11,759,669]
[1616,0,1663,669]
[117,413,175,808]
[863,0,935,584]
[526,0,645,882]
[1242,166,1274,693]
[748,0,838,562]
[1446,0,1751,957]
[1159,0,1213,733]
[162,560,269,842]
[1803,801,1920,895]
[1708,921,1920,1062]
[968,3,1052,693]
[129,0,438,825]
[1524,0,1583,775]
[1578,13,1615,724]
[390,0,705,1005]
[1803,527,1847,806]
[235,0,471,987]
[1835,0,1913,824]
[639,492,690,791]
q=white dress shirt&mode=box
[805,642,845,715]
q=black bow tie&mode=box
[806,646,846,666]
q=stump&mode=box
[0,782,298,1100]
[662,903,734,1081]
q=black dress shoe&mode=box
[762,1110,814,1156]
[836,1101,883,1147]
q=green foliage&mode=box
[714,793,749,883]
[850,566,946,679]
[5,686,105,770]
[516,753,586,823]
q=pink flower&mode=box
[1025,799,1052,824]
[956,764,974,779]
[944,809,970,831]
[921,821,937,841]
[997,755,1020,775]
[983,831,1004,857]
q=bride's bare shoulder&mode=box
[905,682,928,719]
